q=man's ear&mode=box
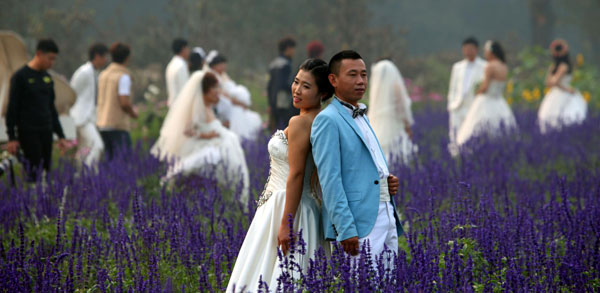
[328,73,337,88]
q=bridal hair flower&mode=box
[549,39,569,56]
[484,40,493,52]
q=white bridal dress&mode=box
[227,130,327,292]
[456,80,517,146]
[538,75,588,133]
[369,60,418,164]
[151,71,250,204]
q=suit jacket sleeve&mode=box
[311,114,358,241]
[447,64,458,110]
[6,73,21,141]
[49,80,65,139]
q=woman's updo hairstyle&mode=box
[485,40,506,63]
[298,58,334,101]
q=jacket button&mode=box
[374,180,379,185]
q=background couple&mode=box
[227,51,404,292]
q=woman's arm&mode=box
[278,115,312,255]
[546,63,573,93]
[476,65,492,95]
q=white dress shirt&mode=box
[166,55,190,105]
[339,99,390,179]
[462,61,475,97]
[70,62,99,126]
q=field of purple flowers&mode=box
[1,105,599,292]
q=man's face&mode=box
[93,54,108,68]
[462,44,478,61]
[329,58,367,104]
[180,46,190,60]
[38,51,57,70]
[285,47,296,58]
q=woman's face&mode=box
[212,62,227,75]
[204,86,221,105]
[291,69,322,109]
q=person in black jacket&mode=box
[267,36,298,131]
[5,39,68,182]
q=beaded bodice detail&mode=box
[256,130,318,208]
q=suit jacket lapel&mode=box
[332,99,370,149]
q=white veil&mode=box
[151,71,208,160]
[369,60,415,151]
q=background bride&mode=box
[151,71,250,204]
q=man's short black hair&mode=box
[172,38,188,55]
[462,37,479,47]
[36,39,59,54]
[278,36,296,54]
[328,50,363,75]
[88,43,108,61]
[109,42,131,64]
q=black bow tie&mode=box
[338,99,367,118]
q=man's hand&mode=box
[388,174,399,195]
[340,236,359,256]
[405,125,413,140]
[57,139,70,153]
[5,141,19,155]
[131,106,139,119]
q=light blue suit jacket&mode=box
[311,98,403,241]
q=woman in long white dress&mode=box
[206,51,263,140]
[456,41,517,146]
[227,59,332,292]
[369,59,418,164]
[151,71,250,204]
[538,39,588,133]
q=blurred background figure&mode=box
[166,38,190,106]
[5,38,69,182]
[189,47,206,73]
[447,37,487,155]
[206,51,233,128]
[267,36,297,131]
[97,42,138,159]
[69,42,108,167]
[369,59,417,164]
[306,40,325,59]
[206,50,262,140]
[152,72,250,204]
[457,41,517,147]
[538,39,588,133]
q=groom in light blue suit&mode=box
[311,50,403,257]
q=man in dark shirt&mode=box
[267,36,298,131]
[5,39,68,182]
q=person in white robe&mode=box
[206,51,263,140]
[69,43,108,166]
[447,37,487,155]
[165,38,190,106]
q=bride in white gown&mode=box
[538,39,588,133]
[457,41,517,146]
[206,51,263,140]
[227,59,332,292]
[151,71,250,204]
[369,59,418,164]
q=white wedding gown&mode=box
[167,118,250,204]
[227,130,327,293]
[538,75,588,133]
[369,60,418,164]
[222,80,263,141]
[456,80,517,146]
